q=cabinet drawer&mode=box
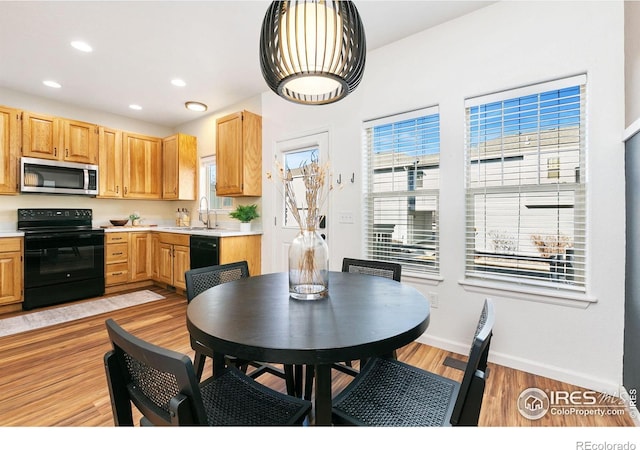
[158,232,190,246]
[106,242,129,263]
[106,263,129,285]
[106,233,129,244]
[0,238,22,253]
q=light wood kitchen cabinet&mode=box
[162,133,197,200]
[220,234,261,276]
[215,110,262,197]
[0,106,20,194]
[105,233,130,286]
[156,233,189,290]
[129,232,151,282]
[0,237,23,307]
[22,111,98,164]
[105,232,151,288]
[122,132,162,199]
[98,126,123,198]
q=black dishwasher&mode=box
[190,235,220,269]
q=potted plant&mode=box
[129,212,141,226]
[229,204,259,232]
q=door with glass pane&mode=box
[273,132,329,272]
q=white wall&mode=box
[261,1,626,393]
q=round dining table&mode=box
[186,271,431,425]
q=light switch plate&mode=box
[338,211,354,224]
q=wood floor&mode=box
[0,286,635,427]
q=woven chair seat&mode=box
[332,358,460,426]
[200,367,310,426]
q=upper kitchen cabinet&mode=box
[98,126,123,198]
[0,106,20,194]
[216,110,262,197]
[122,132,162,199]
[22,111,98,164]
[162,133,197,200]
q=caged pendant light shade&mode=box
[259,0,366,105]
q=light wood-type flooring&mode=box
[0,286,635,427]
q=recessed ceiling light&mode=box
[185,101,207,112]
[70,41,93,53]
[171,79,186,87]
[43,80,62,89]
[129,104,142,111]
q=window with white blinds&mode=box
[465,75,586,291]
[363,106,440,276]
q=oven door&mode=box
[24,230,104,287]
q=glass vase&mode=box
[289,229,329,300]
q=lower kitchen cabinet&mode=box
[105,232,151,290]
[130,232,152,282]
[0,237,23,310]
[156,233,189,290]
[220,234,261,276]
[105,232,129,286]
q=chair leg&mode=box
[194,352,206,380]
[284,364,296,396]
[304,365,314,401]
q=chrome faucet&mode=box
[199,196,218,229]
[199,196,210,229]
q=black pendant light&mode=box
[260,1,366,105]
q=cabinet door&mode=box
[0,238,22,306]
[0,106,20,194]
[173,245,190,290]
[216,111,261,197]
[63,119,98,164]
[123,132,162,199]
[130,233,151,282]
[162,133,197,200]
[156,242,174,285]
[216,112,244,196]
[151,233,160,279]
[98,127,123,198]
[22,111,60,160]
[162,134,179,199]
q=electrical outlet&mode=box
[429,291,439,308]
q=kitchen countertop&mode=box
[104,226,262,237]
[0,227,262,238]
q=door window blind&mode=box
[465,75,586,291]
[363,106,440,275]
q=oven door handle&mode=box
[26,233,102,241]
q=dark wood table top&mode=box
[186,271,430,366]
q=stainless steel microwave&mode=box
[21,157,99,196]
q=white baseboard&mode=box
[415,335,623,396]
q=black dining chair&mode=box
[331,298,495,426]
[301,257,403,400]
[185,261,295,394]
[103,318,311,426]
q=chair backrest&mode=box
[185,261,250,302]
[341,257,402,282]
[450,298,495,426]
[104,318,207,426]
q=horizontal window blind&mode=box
[465,76,586,291]
[363,106,440,275]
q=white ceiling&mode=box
[0,1,492,128]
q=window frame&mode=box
[463,74,589,300]
[363,106,441,279]
[199,155,233,211]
